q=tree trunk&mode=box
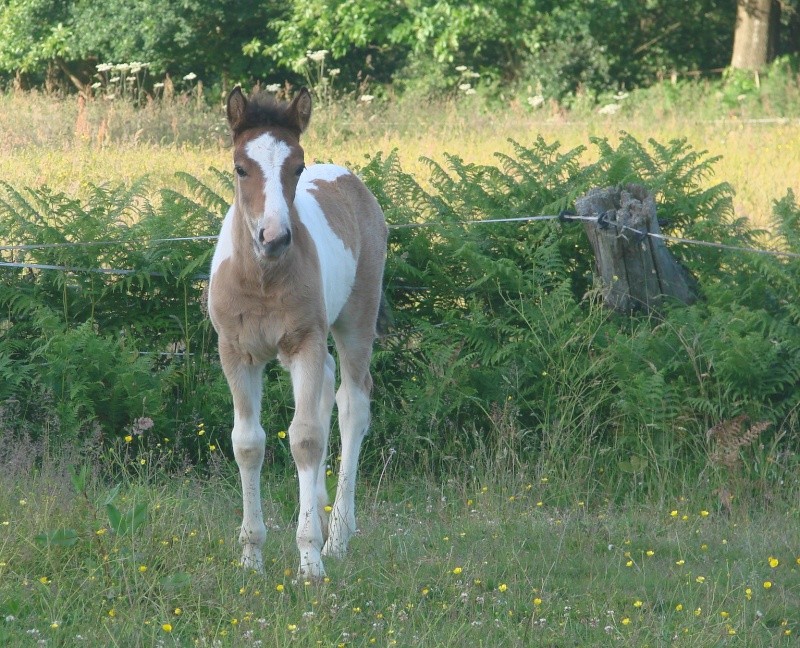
[731,0,779,70]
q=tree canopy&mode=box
[0,0,796,100]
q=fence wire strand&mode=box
[1,213,799,276]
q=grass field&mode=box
[2,89,800,645]
[2,91,799,230]
[1,443,798,647]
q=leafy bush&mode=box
[0,0,740,103]
[360,135,800,472]
[1,133,798,479]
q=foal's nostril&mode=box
[266,229,292,256]
[258,228,267,244]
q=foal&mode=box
[208,87,387,578]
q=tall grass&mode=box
[1,87,799,229]
[0,439,797,646]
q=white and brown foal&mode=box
[208,87,387,579]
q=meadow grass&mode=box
[0,439,798,647]
[1,91,799,230]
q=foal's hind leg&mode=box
[323,332,374,558]
[316,352,336,540]
[220,344,268,571]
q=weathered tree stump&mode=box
[576,184,696,313]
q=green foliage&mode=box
[0,0,286,90]
[0,0,750,103]
[0,176,223,447]
[359,134,800,471]
[0,0,70,74]
[2,132,799,478]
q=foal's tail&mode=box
[376,293,393,337]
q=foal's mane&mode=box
[231,92,301,138]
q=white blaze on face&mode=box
[245,133,292,243]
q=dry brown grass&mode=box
[1,91,798,230]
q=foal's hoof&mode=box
[241,545,265,573]
[321,540,348,559]
[298,561,326,582]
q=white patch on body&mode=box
[245,134,292,241]
[208,204,235,314]
[210,205,234,277]
[295,165,357,325]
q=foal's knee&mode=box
[290,422,324,468]
[232,427,266,469]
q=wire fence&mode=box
[1,212,799,279]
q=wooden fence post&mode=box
[576,184,696,313]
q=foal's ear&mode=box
[287,87,312,134]
[226,86,248,132]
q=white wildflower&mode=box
[598,103,621,115]
[265,83,281,92]
[359,94,374,103]
[455,65,468,72]
[459,83,472,91]
[308,49,328,62]
[465,88,476,95]
[183,72,197,81]
[153,82,165,89]
[96,63,113,73]
[91,82,101,89]
[527,95,545,108]
[328,68,340,77]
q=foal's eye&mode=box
[295,164,306,177]
[234,164,247,178]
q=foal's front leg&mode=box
[221,345,268,571]
[286,340,329,579]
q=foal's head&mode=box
[226,87,312,261]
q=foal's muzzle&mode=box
[257,227,292,259]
